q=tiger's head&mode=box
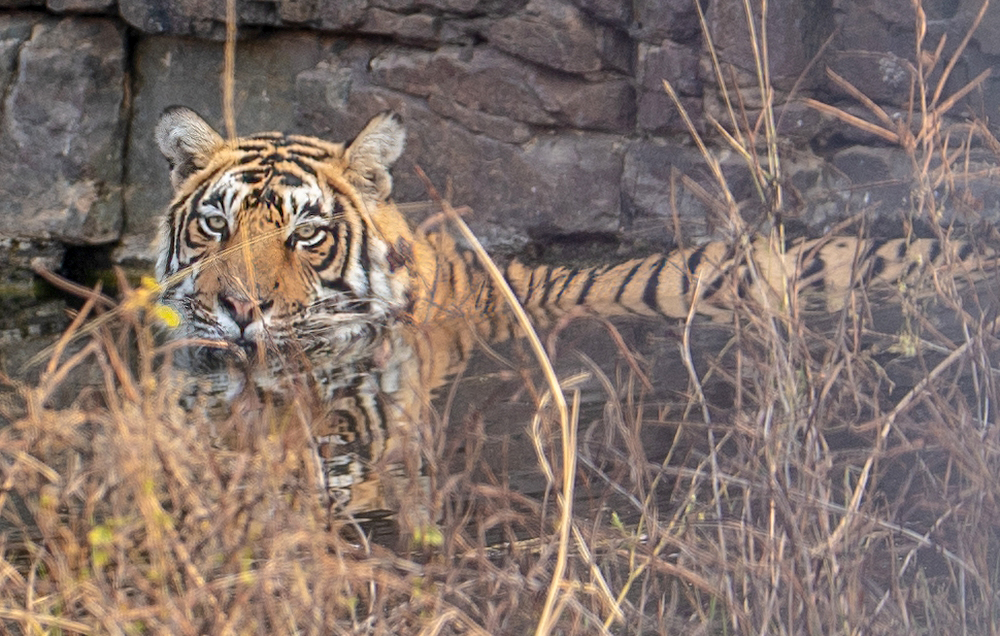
[154,107,418,358]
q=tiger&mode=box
[153,106,995,518]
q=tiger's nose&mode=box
[218,293,274,331]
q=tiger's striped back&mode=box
[503,235,991,326]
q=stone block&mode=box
[372,0,520,15]
[487,0,632,74]
[623,141,755,243]
[705,0,831,92]
[621,140,718,242]
[47,0,115,12]
[569,0,631,27]
[0,15,125,245]
[637,40,701,133]
[118,0,226,36]
[970,0,1000,56]
[119,0,368,35]
[371,45,634,134]
[830,146,913,212]
[826,50,914,107]
[632,0,700,44]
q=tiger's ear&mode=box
[155,106,225,189]
[344,111,405,200]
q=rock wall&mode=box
[2,0,1000,297]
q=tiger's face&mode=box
[154,107,415,357]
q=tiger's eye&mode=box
[295,225,317,241]
[292,225,327,248]
[203,215,228,233]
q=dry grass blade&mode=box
[223,0,237,140]
[825,67,897,129]
[30,263,116,310]
[929,0,989,108]
[920,67,992,142]
[801,98,900,144]
[412,166,579,635]
[663,79,738,213]
[0,608,92,633]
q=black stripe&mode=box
[927,240,942,264]
[164,203,185,272]
[801,256,824,279]
[298,200,323,220]
[341,299,372,314]
[372,394,389,452]
[736,269,752,299]
[801,256,825,291]
[958,242,973,261]
[288,147,330,160]
[703,272,726,299]
[183,231,205,251]
[446,259,458,303]
[522,269,538,304]
[863,238,888,262]
[237,141,274,152]
[358,224,372,286]
[575,267,603,305]
[314,230,341,272]
[329,199,346,220]
[339,223,355,282]
[319,279,352,293]
[869,256,886,279]
[241,170,265,184]
[554,267,580,304]
[452,329,468,364]
[538,267,559,307]
[285,155,319,174]
[278,171,304,187]
[896,240,908,259]
[682,245,709,296]
[614,262,644,303]
[641,257,669,313]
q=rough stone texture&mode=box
[118,0,366,36]
[569,0,630,28]
[637,40,701,134]
[0,15,125,245]
[0,238,68,372]
[706,0,829,93]
[621,140,957,245]
[117,0,477,39]
[632,0,701,44]
[47,0,115,12]
[971,1,1000,56]
[487,0,632,73]
[830,146,914,214]
[370,46,634,136]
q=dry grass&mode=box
[3,0,1000,634]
